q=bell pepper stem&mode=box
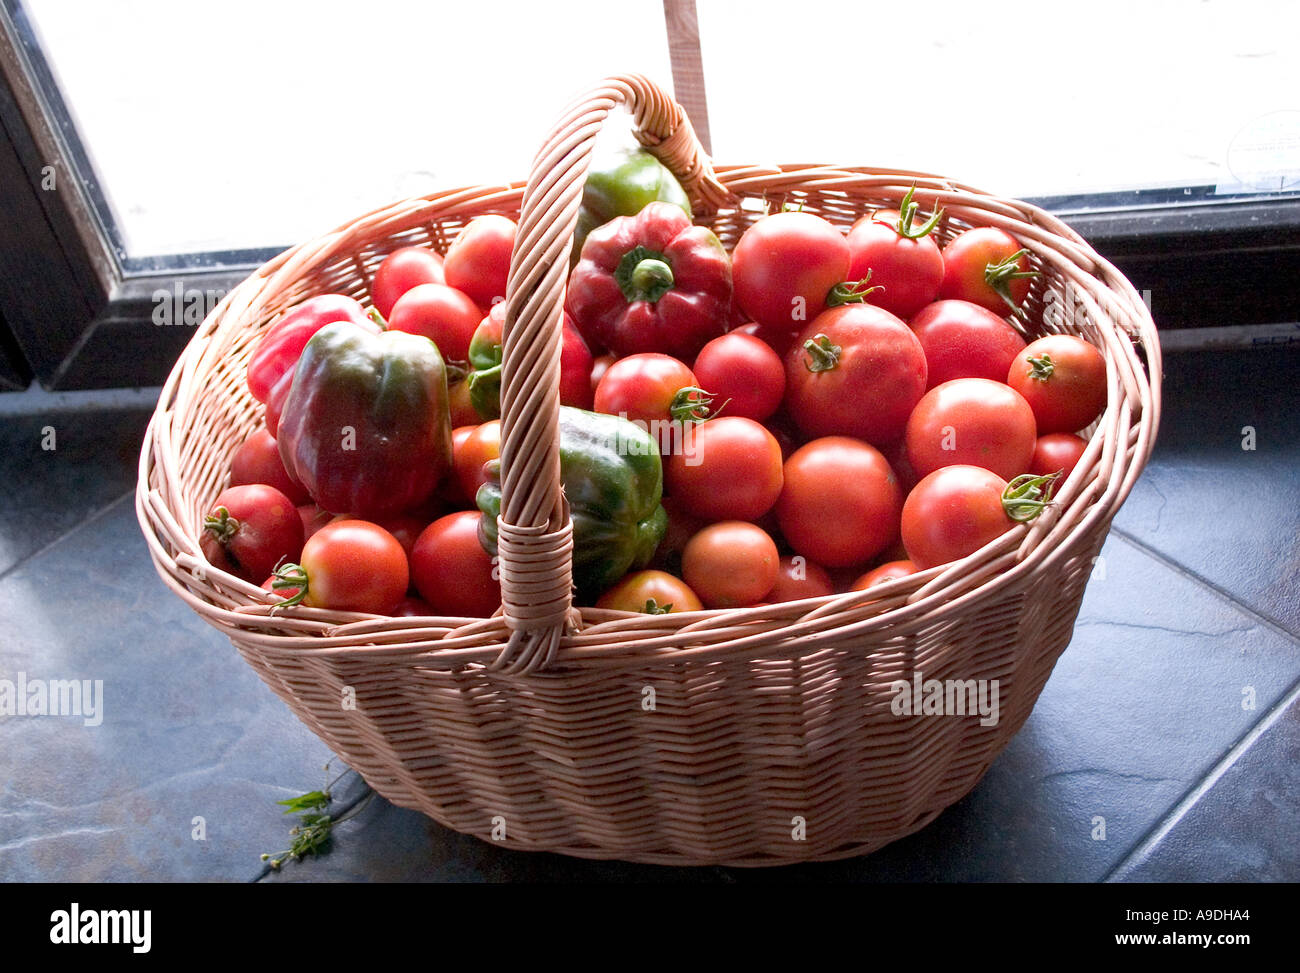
[614,246,675,303]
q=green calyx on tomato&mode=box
[642,598,673,615]
[886,185,944,240]
[203,506,240,544]
[615,246,675,303]
[1025,353,1056,381]
[668,385,723,423]
[825,272,884,308]
[269,561,310,609]
[802,333,843,373]
[1001,471,1061,523]
[984,248,1039,316]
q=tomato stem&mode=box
[668,386,723,424]
[642,598,673,614]
[366,307,388,331]
[890,185,944,240]
[826,272,883,308]
[984,248,1040,317]
[1001,471,1062,523]
[203,506,240,544]
[270,562,310,609]
[802,333,842,373]
[1025,353,1055,381]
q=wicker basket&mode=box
[136,75,1160,866]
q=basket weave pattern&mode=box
[136,75,1160,865]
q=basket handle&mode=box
[491,74,729,675]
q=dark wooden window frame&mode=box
[1,0,1297,391]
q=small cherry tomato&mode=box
[850,559,918,591]
[595,570,703,614]
[776,437,903,568]
[908,299,1027,390]
[371,246,446,318]
[1006,335,1108,434]
[665,416,784,522]
[410,511,501,617]
[1030,432,1089,479]
[766,555,835,603]
[691,331,785,422]
[453,420,501,503]
[386,283,482,363]
[682,521,780,609]
[442,215,516,310]
[903,378,1037,482]
[901,466,1016,569]
[201,484,304,583]
[229,427,311,505]
[274,519,408,613]
[938,227,1037,316]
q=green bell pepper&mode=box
[476,406,668,598]
[572,145,692,266]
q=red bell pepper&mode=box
[246,295,378,404]
[565,201,732,361]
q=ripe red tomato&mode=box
[453,420,501,503]
[201,484,304,583]
[386,283,482,363]
[731,211,850,339]
[370,514,427,560]
[447,377,480,428]
[766,555,835,603]
[783,304,928,446]
[776,437,903,568]
[938,227,1036,316]
[908,300,1027,389]
[229,427,310,505]
[682,521,780,609]
[371,246,446,318]
[664,416,784,522]
[1006,335,1108,433]
[595,570,703,614]
[410,511,501,617]
[691,332,785,422]
[298,504,335,543]
[442,215,516,310]
[277,519,408,613]
[904,378,1037,481]
[648,496,706,576]
[901,465,1014,569]
[850,559,918,591]
[593,353,713,448]
[1030,432,1089,479]
[845,209,944,319]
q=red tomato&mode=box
[901,466,1014,569]
[594,353,713,449]
[665,416,784,522]
[731,211,850,338]
[850,559,918,591]
[590,353,616,396]
[277,519,408,613]
[649,496,707,576]
[1030,432,1089,479]
[298,504,335,543]
[370,514,426,560]
[371,246,446,318]
[447,377,480,428]
[410,511,501,617]
[691,332,785,422]
[767,555,835,603]
[904,378,1037,481]
[938,227,1036,316]
[453,420,501,504]
[595,570,703,614]
[908,300,1027,389]
[1007,335,1108,433]
[682,521,780,609]
[201,484,304,583]
[776,437,903,568]
[229,427,311,505]
[440,425,480,508]
[442,215,516,310]
[845,209,944,319]
[391,595,435,617]
[783,304,928,446]
[386,283,482,363]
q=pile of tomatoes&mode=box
[208,191,1109,619]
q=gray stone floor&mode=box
[1,345,1296,882]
